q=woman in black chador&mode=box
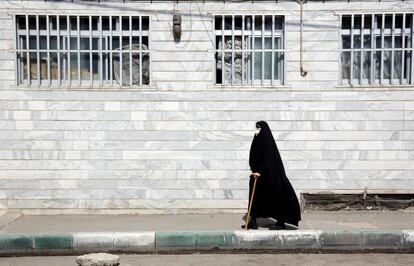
[243,121,301,230]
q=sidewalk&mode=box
[0,210,413,256]
[2,210,414,234]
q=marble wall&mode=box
[0,1,413,213]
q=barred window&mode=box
[214,15,285,86]
[14,15,150,86]
[340,14,413,85]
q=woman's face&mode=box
[254,125,261,136]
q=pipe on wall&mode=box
[299,0,308,77]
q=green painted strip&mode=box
[361,230,404,250]
[156,232,197,248]
[320,230,362,249]
[195,232,236,248]
[156,231,236,249]
[0,235,33,250]
[33,234,73,250]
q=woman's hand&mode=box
[250,172,261,178]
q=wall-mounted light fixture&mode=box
[173,14,182,43]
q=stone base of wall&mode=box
[4,208,247,215]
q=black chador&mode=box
[245,120,301,230]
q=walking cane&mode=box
[245,175,258,230]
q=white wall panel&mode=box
[0,1,413,212]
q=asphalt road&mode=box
[0,254,413,266]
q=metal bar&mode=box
[260,15,266,86]
[139,16,142,86]
[221,16,224,85]
[47,15,51,86]
[100,16,103,86]
[242,15,245,85]
[283,15,286,85]
[25,15,30,84]
[129,15,132,86]
[391,13,395,84]
[411,14,414,84]
[89,15,93,85]
[401,13,406,84]
[120,15,123,86]
[105,35,108,83]
[213,15,216,85]
[271,15,274,85]
[63,17,66,84]
[350,14,354,85]
[57,15,61,85]
[13,15,18,85]
[77,15,80,85]
[148,15,151,86]
[339,15,342,85]
[381,13,384,85]
[231,15,234,86]
[110,15,113,86]
[252,15,255,85]
[360,14,364,85]
[19,36,23,84]
[371,14,374,85]
[192,47,276,52]
[36,15,40,84]
[67,15,71,86]
[10,47,286,53]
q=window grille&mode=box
[340,13,414,86]
[14,15,151,86]
[213,15,285,86]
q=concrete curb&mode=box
[0,230,413,256]
[73,232,155,253]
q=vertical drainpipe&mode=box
[300,0,308,77]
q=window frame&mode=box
[339,13,414,86]
[212,14,287,87]
[14,14,152,87]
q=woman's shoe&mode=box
[268,224,284,230]
[269,222,286,230]
[241,218,258,230]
